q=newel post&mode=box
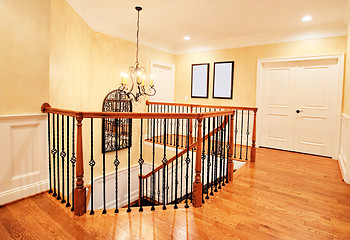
[250,110,257,162]
[192,117,203,207]
[227,112,235,182]
[74,113,86,216]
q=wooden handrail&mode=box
[42,101,257,213]
[41,103,234,120]
[141,116,230,179]
[146,100,258,112]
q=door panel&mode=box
[294,63,338,157]
[261,66,295,151]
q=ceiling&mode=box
[66,0,348,54]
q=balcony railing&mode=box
[41,102,257,216]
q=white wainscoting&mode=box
[338,113,350,184]
[0,114,48,205]
[88,163,153,210]
[89,152,246,210]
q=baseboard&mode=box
[338,151,349,183]
[0,180,49,205]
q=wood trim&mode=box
[41,104,236,120]
[192,118,203,207]
[146,101,257,111]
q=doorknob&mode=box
[296,109,303,113]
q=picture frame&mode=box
[191,63,209,98]
[213,61,234,99]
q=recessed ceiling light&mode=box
[184,36,190,40]
[302,15,312,22]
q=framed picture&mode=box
[191,63,209,98]
[213,61,234,99]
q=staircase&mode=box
[41,101,257,215]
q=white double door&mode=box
[260,58,340,158]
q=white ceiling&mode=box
[66,0,348,54]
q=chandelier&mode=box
[118,6,156,102]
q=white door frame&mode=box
[256,54,345,159]
[150,60,176,103]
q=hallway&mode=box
[0,148,349,239]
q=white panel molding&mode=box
[0,114,48,205]
[338,113,350,183]
[89,163,152,210]
[89,152,247,210]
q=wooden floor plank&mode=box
[0,148,350,239]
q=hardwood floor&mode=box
[1,148,350,239]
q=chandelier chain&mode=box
[136,9,140,64]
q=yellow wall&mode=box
[344,25,350,115]
[175,36,347,108]
[0,0,50,115]
[50,0,176,177]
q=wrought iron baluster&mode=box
[246,111,250,160]
[156,105,159,143]
[201,118,206,202]
[70,117,76,211]
[57,114,61,200]
[240,110,244,159]
[61,115,66,203]
[52,114,57,197]
[114,117,120,213]
[234,110,238,158]
[191,122,194,203]
[214,116,219,192]
[66,116,71,207]
[180,155,183,200]
[171,154,174,204]
[225,116,230,184]
[157,170,160,205]
[127,118,132,213]
[147,105,150,140]
[151,118,155,211]
[89,118,95,215]
[102,121,107,214]
[160,106,163,144]
[174,119,179,209]
[162,118,167,210]
[139,119,144,212]
[48,113,52,194]
[173,106,177,145]
[167,105,170,145]
[181,106,184,147]
[205,117,211,199]
[184,119,190,208]
[145,178,148,202]
[222,116,226,187]
[170,106,173,146]
[218,116,223,190]
[210,117,215,196]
